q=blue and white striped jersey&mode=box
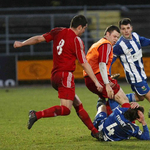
[112,32,150,84]
[94,107,150,141]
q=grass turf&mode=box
[0,83,150,150]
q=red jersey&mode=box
[43,27,87,74]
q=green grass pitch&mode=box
[0,83,150,150]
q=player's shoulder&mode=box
[51,27,65,32]
[113,40,122,51]
[50,27,66,37]
[132,32,139,36]
[114,107,128,114]
[132,32,140,39]
[114,36,123,48]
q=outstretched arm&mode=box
[13,35,46,48]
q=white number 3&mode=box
[57,39,65,55]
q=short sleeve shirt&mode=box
[43,27,87,74]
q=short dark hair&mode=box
[104,25,120,36]
[70,15,88,28]
[124,106,144,122]
[119,18,132,28]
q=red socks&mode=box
[36,105,70,119]
[106,102,131,116]
[122,103,131,108]
[35,103,98,134]
[74,104,98,134]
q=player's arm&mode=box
[98,44,114,99]
[75,37,103,92]
[134,124,150,140]
[13,35,46,48]
[139,36,150,46]
[81,62,103,92]
[99,62,114,99]
[133,111,150,140]
[137,110,149,139]
[133,32,150,46]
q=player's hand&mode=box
[137,110,147,126]
[105,83,114,99]
[130,102,139,109]
[95,81,103,92]
[13,41,23,48]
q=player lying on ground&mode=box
[92,101,150,141]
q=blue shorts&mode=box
[131,80,150,96]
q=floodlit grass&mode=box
[0,83,150,150]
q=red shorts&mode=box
[51,71,75,101]
[84,73,120,98]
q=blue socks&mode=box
[126,93,136,102]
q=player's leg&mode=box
[143,90,150,102]
[73,94,100,139]
[134,92,145,101]
[114,87,130,108]
[127,83,145,102]
[92,101,107,140]
[35,99,72,119]
[130,80,150,102]
[108,98,120,111]
[107,77,130,108]
[96,101,107,115]
[27,99,72,129]
[96,97,114,116]
[131,80,150,117]
[126,93,137,102]
[27,71,74,129]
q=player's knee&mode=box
[74,103,83,113]
[61,105,71,116]
[138,97,144,101]
[136,96,144,101]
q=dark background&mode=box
[0,0,149,8]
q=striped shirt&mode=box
[112,32,150,84]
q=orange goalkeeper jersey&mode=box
[83,38,113,77]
